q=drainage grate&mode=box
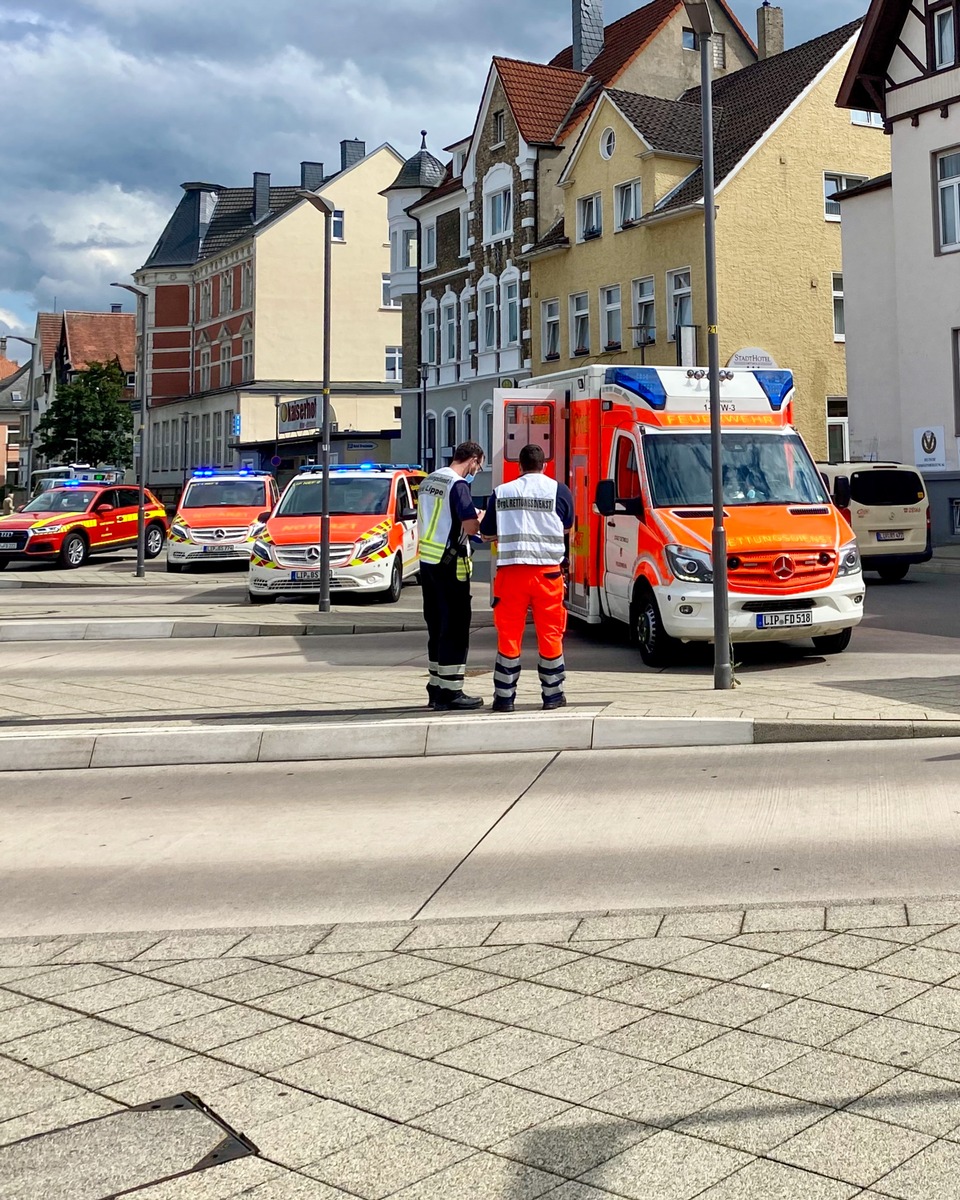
[0,1092,257,1200]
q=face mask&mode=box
[464,473,476,485]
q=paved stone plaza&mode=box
[6,900,960,1197]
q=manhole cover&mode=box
[0,1092,257,1200]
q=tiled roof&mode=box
[607,89,715,157]
[531,217,570,254]
[385,149,447,193]
[550,0,683,80]
[662,18,865,211]
[408,168,465,212]
[0,355,19,381]
[492,57,588,145]
[200,187,302,260]
[62,312,136,373]
[36,312,62,372]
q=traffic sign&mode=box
[270,455,282,468]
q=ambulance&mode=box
[166,469,280,572]
[494,365,864,665]
[248,463,424,604]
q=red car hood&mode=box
[177,506,264,528]
[264,513,391,545]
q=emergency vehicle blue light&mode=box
[60,480,86,487]
[604,367,668,410]
[754,370,794,411]
[193,469,215,477]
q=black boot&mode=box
[435,692,485,711]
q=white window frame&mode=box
[460,285,476,359]
[201,412,212,464]
[832,272,845,342]
[199,280,212,321]
[632,277,656,346]
[570,292,590,357]
[459,208,470,258]
[500,272,520,348]
[440,296,458,364]
[462,406,472,443]
[220,269,233,315]
[542,298,561,361]
[422,301,438,365]
[241,336,253,381]
[488,187,512,241]
[381,273,399,308]
[936,5,956,69]
[441,408,458,456]
[219,341,231,388]
[199,347,211,391]
[241,264,253,308]
[492,109,505,147]
[577,193,602,241]
[479,283,498,352]
[824,172,866,221]
[615,179,642,229]
[827,397,849,463]
[425,411,438,468]
[938,148,960,252]
[600,127,616,159]
[161,420,170,472]
[332,210,345,241]
[401,227,417,270]
[600,285,622,351]
[423,222,437,269]
[385,345,403,381]
[667,269,692,342]
[851,110,884,128]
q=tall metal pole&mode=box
[113,282,149,579]
[699,31,732,690]
[7,335,38,492]
[318,202,333,613]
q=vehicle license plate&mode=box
[756,611,813,629]
[876,531,905,542]
[291,570,322,581]
[202,545,234,554]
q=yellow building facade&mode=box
[529,27,890,458]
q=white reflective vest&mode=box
[494,473,565,566]
[418,467,467,566]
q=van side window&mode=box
[505,403,553,462]
[615,437,642,500]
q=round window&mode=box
[601,128,616,159]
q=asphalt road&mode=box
[4,738,960,937]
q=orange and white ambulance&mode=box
[166,469,280,572]
[248,463,424,604]
[494,365,863,665]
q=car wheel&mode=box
[248,591,275,605]
[877,563,909,582]
[630,585,681,667]
[59,532,88,569]
[380,554,403,604]
[165,560,183,574]
[144,524,166,559]
[812,627,853,655]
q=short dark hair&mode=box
[452,441,484,465]
[519,443,546,472]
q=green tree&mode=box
[35,360,134,468]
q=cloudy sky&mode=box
[0,0,867,343]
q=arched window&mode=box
[462,407,472,442]
[425,411,438,469]
[442,408,458,456]
[482,162,514,243]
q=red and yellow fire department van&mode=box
[166,469,280,573]
[494,365,864,665]
[248,463,424,604]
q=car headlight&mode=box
[356,533,389,559]
[837,539,861,576]
[34,524,64,534]
[252,540,273,561]
[665,544,713,585]
[170,521,191,540]
[248,520,267,539]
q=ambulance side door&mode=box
[602,432,644,624]
[396,476,418,570]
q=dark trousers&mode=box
[420,560,472,699]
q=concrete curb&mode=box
[1,713,958,772]
[0,615,491,641]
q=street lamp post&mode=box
[297,190,335,613]
[6,334,39,492]
[419,363,429,468]
[683,0,732,690]
[111,282,150,579]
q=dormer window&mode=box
[577,194,602,242]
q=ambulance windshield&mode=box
[278,478,392,516]
[644,432,829,508]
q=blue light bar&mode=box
[299,463,423,474]
[191,468,270,478]
[754,370,794,411]
[60,480,87,487]
[604,367,668,410]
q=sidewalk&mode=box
[4,897,960,1198]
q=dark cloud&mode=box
[0,0,868,334]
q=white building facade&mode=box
[838,0,960,542]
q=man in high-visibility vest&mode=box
[480,443,574,712]
[417,440,485,711]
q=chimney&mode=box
[757,2,784,60]
[300,161,325,191]
[253,171,271,223]
[573,0,605,72]
[0,337,6,358]
[110,303,122,314]
[340,139,365,171]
